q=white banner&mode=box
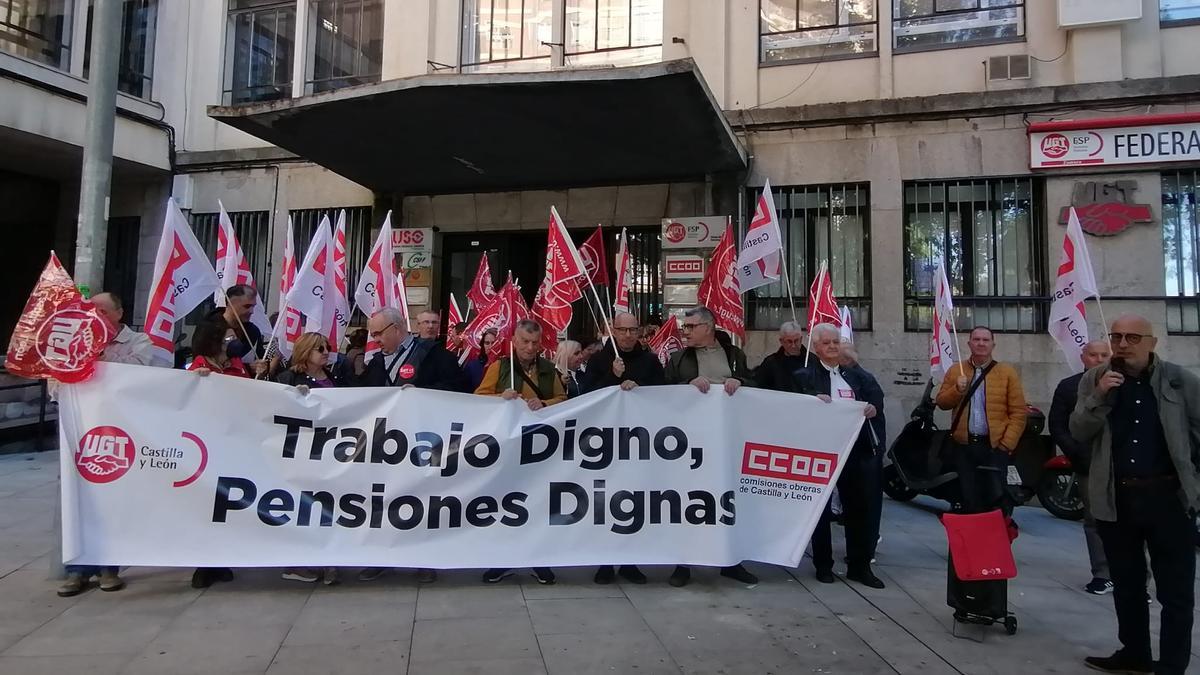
[58,364,865,569]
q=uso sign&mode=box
[1029,113,1200,169]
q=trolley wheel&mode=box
[1004,615,1018,635]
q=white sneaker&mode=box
[281,569,319,583]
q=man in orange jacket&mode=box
[935,326,1027,514]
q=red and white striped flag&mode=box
[612,227,632,315]
[144,199,221,365]
[213,201,271,337]
[1049,207,1101,372]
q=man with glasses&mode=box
[1072,315,1200,675]
[663,306,758,587]
[753,320,810,392]
[582,311,665,585]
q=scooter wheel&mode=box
[1004,616,1018,635]
[1037,469,1084,521]
[882,463,918,502]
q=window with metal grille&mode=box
[903,177,1047,333]
[569,227,662,339]
[289,207,373,322]
[84,0,157,99]
[893,0,1024,53]
[186,210,271,324]
[1163,170,1200,334]
[563,0,662,68]
[460,0,554,71]
[223,0,295,105]
[305,0,383,93]
[744,183,872,331]
[0,0,74,69]
[759,0,877,65]
[1161,0,1200,26]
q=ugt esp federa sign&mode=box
[1029,113,1200,169]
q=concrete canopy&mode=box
[208,59,746,195]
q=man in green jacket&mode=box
[1071,314,1200,675]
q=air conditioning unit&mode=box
[987,55,1031,82]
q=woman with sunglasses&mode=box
[274,332,341,584]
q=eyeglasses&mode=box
[1109,332,1150,345]
[681,322,705,331]
[316,345,328,353]
[369,323,394,339]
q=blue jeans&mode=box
[65,565,119,576]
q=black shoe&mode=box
[482,568,512,584]
[720,564,758,585]
[1083,651,1153,674]
[668,566,691,587]
[215,568,234,583]
[815,568,836,584]
[618,565,647,585]
[846,567,885,589]
[191,568,214,589]
[594,566,616,584]
[531,568,556,585]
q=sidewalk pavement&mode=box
[0,450,1196,675]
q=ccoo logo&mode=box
[76,426,135,484]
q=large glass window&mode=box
[893,0,1024,53]
[305,0,382,93]
[745,183,872,331]
[564,0,662,67]
[1163,171,1200,334]
[0,0,74,69]
[760,0,876,64]
[84,0,157,99]
[461,0,554,71]
[223,0,295,105]
[1161,0,1200,25]
[903,177,1046,333]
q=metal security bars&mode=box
[903,177,1047,333]
[744,183,872,331]
[1163,170,1200,334]
[759,0,877,64]
[289,207,372,322]
[305,0,383,93]
[223,0,295,104]
[0,0,73,69]
[187,210,271,323]
[892,0,1024,53]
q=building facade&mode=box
[2,0,1200,432]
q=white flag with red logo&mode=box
[737,180,784,293]
[212,201,271,337]
[273,217,304,358]
[144,199,221,365]
[466,254,496,311]
[327,210,352,349]
[839,306,853,343]
[354,211,407,317]
[647,315,684,366]
[579,226,609,287]
[1048,207,1101,372]
[697,220,744,338]
[612,227,632,315]
[806,260,842,329]
[929,259,958,380]
[286,216,337,345]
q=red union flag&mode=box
[1049,207,1100,372]
[697,221,744,338]
[487,282,531,362]
[737,180,784,292]
[647,315,683,366]
[466,254,496,311]
[806,260,841,330]
[144,199,221,365]
[612,227,632,315]
[579,226,609,286]
[462,279,527,364]
[5,252,112,382]
[448,293,465,327]
[213,202,271,337]
[532,207,586,353]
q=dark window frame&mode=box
[758,0,878,66]
[1163,169,1200,335]
[0,0,73,69]
[84,0,158,99]
[744,182,873,332]
[892,0,1025,55]
[223,0,296,105]
[304,0,383,94]
[902,176,1048,334]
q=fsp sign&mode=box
[661,217,725,250]
[664,255,704,281]
[1030,113,1200,169]
[391,228,433,268]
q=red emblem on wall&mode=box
[1058,181,1153,236]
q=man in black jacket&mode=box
[754,320,809,392]
[1049,339,1113,595]
[583,311,664,585]
[838,340,887,566]
[663,306,758,588]
[794,324,885,589]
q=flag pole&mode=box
[1095,297,1111,352]
[509,338,516,392]
[780,261,799,326]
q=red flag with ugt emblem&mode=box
[806,260,842,330]
[647,315,684,366]
[579,226,609,286]
[462,279,528,364]
[5,252,112,383]
[532,208,586,353]
[467,254,497,311]
[696,221,744,338]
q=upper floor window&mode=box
[305,0,383,93]
[564,0,662,67]
[1163,170,1200,334]
[893,0,1024,53]
[84,0,157,99]
[1161,0,1200,25]
[0,0,74,69]
[903,177,1046,333]
[759,1,877,64]
[461,0,554,71]
[223,0,295,105]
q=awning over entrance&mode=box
[208,59,746,195]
